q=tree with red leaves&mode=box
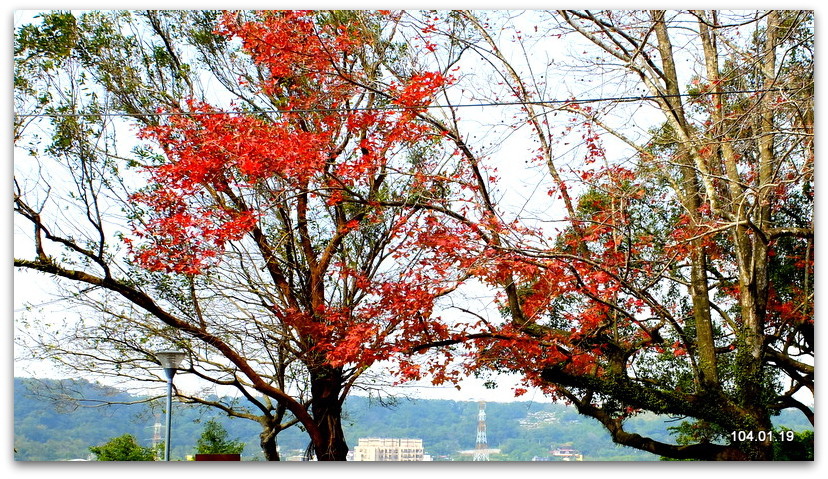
[126,11,473,460]
[407,10,813,460]
[15,10,473,461]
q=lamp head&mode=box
[156,350,186,380]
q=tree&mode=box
[125,11,472,460]
[407,10,813,460]
[14,10,467,461]
[89,434,156,461]
[195,418,245,455]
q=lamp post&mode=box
[157,350,186,461]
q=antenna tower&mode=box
[151,413,163,459]
[473,401,490,461]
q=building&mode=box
[551,446,584,461]
[352,438,427,461]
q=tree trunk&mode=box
[259,418,281,461]
[309,365,349,461]
[651,10,719,389]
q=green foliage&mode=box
[668,419,728,446]
[663,424,814,461]
[14,11,78,67]
[772,429,814,461]
[195,418,245,455]
[89,434,156,461]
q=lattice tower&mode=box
[473,401,489,461]
[151,414,163,459]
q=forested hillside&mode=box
[13,378,813,461]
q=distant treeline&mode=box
[13,377,813,461]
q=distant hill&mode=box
[13,377,813,461]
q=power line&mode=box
[13,88,793,119]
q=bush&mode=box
[89,434,156,461]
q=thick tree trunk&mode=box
[309,365,349,461]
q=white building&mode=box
[352,438,427,461]
[551,446,584,461]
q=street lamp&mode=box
[157,350,186,461]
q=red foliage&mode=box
[128,10,468,382]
